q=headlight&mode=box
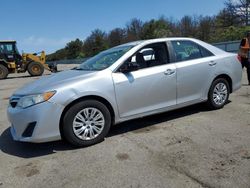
[17,91,56,108]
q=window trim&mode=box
[116,41,170,73]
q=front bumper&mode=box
[7,101,64,143]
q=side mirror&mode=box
[120,62,139,73]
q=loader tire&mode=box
[27,62,44,76]
[0,64,9,79]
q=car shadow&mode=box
[0,128,74,158]
[108,103,212,137]
[0,102,230,158]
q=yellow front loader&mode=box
[0,41,57,79]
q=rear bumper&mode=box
[232,56,243,92]
[232,81,242,92]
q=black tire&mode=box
[62,100,111,147]
[27,62,44,76]
[0,64,9,79]
[207,78,230,110]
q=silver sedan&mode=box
[7,38,242,147]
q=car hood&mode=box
[13,70,96,95]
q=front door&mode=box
[112,42,177,118]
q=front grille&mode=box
[9,96,20,108]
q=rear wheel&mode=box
[27,62,44,76]
[207,78,229,109]
[62,100,111,147]
[0,64,9,79]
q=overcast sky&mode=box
[0,0,225,54]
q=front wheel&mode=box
[27,62,44,76]
[207,78,230,109]
[62,100,111,147]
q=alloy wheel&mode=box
[72,107,105,140]
[212,82,228,106]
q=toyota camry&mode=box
[7,38,242,147]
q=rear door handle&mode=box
[209,61,217,66]
[164,69,175,75]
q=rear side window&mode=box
[171,40,213,62]
[200,45,214,57]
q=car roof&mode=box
[116,38,186,47]
[132,37,204,44]
[117,37,212,47]
[119,37,226,55]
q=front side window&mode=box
[77,45,134,71]
[123,42,169,70]
[171,40,213,62]
[0,44,14,54]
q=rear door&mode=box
[170,40,216,104]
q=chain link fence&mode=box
[213,40,240,53]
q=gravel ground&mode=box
[0,65,250,188]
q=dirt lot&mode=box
[0,65,250,188]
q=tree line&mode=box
[47,0,250,61]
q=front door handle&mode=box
[164,69,175,75]
[209,61,217,66]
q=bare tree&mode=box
[178,15,199,37]
[108,28,126,47]
[125,18,143,42]
[83,29,108,57]
[198,16,215,41]
[225,0,250,26]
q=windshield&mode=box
[77,45,134,71]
